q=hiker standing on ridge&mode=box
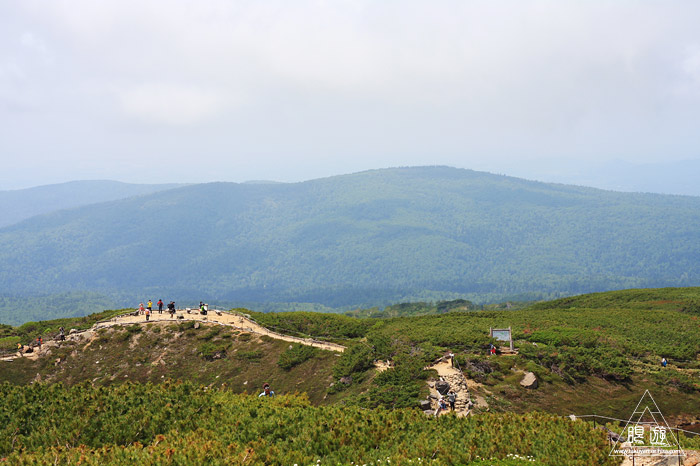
[259,383,275,397]
[145,308,150,322]
[157,299,164,314]
[147,300,153,312]
[59,327,65,341]
[168,301,176,318]
[447,390,456,411]
[139,303,145,315]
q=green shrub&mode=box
[277,344,319,370]
[235,349,263,361]
[198,342,229,360]
[333,344,374,379]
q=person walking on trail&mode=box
[59,327,65,341]
[139,303,145,315]
[662,357,668,367]
[449,352,455,367]
[259,383,275,397]
[37,337,42,349]
[168,301,176,318]
[447,390,456,411]
[157,299,163,314]
[147,300,153,311]
[145,308,150,322]
[17,342,23,356]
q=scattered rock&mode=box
[569,414,577,421]
[420,400,432,411]
[194,322,200,329]
[69,328,78,335]
[520,372,538,389]
[428,381,435,388]
[435,380,450,395]
[340,376,353,385]
[54,358,61,366]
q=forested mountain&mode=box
[0,180,185,228]
[1,166,700,324]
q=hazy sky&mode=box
[2,1,699,191]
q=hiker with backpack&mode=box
[157,299,164,314]
[168,301,176,318]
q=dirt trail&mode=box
[425,360,480,416]
[100,309,346,352]
[1,309,345,363]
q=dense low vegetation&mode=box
[3,167,700,324]
[239,288,700,415]
[0,382,619,465]
[2,288,700,418]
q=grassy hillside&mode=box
[249,287,700,417]
[2,288,700,464]
[2,166,700,324]
[0,320,345,405]
[3,288,700,418]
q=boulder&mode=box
[69,328,78,335]
[194,322,200,329]
[435,380,450,395]
[520,372,538,389]
[420,400,432,411]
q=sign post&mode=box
[489,327,514,352]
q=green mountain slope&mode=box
[0,180,185,228]
[1,166,700,324]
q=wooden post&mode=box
[508,326,513,351]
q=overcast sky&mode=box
[1,1,699,191]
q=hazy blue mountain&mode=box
[548,159,700,197]
[1,166,700,324]
[0,180,186,228]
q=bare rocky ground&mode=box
[424,359,486,417]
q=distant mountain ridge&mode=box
[1,166,700,324]
[0,180,186,228]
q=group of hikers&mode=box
[15,327,66,355]
[436,390,457,416]
[138,300,177,320]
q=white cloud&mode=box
[2,0,700,189]
[118,84,222,126]
[680,45,700,95]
